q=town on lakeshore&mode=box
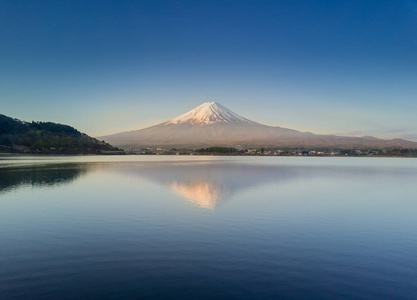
[124,146,417,158]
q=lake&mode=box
[1,155,417,299]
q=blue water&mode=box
[1,156,417,299]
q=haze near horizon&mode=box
[1,1,416,141]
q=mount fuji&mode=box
[99,102,417,149]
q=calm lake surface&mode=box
[1,155,417,299]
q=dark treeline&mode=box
[0,114,118,153]
[196,147,239,154]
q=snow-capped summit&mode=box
[166,102,255,126]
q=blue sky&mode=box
[1,0,416,140]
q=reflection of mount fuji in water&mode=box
[1,159,406,209]
[169,181,228,209]
[129,161,308,209]
[121,160,403,209]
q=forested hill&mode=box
[0,114,120,154]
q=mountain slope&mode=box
[0,114,119,153]
[99,102,417,149]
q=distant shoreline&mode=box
[1,152,416,158]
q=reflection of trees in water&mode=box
[0,164,88,194]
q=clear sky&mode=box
[1,0,416,140]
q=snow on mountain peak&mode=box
[166,102,255,126]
